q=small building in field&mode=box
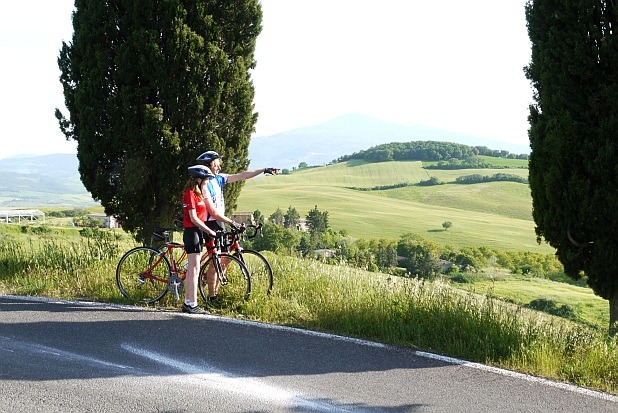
[296,218,309,231]
[87,213,121,229]
[231,212,255,226]
[313,249,336,259]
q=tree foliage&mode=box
[336,141,529,164]
[397,233,443,278]
[283,206,300,229]
[454,173,528,185]
[305,205,329,237]
[525,0,617,334]
[269,207,284,226]
[56,0,262,241]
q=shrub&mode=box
[419,176,443,186]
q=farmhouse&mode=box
[86,213,121,229]
[231,211,255,226]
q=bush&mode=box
[455,173,528,185]
[525,299,577,320]
[419,176,443,186]
[21,225,52,235]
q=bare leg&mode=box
[206,259,219,297]
[185,252,200,304]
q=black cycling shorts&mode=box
[183,227,204,254]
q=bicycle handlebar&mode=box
[210,223,263,249]
[229,223,263,239]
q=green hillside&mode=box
[236,159,553,253]
[0,171,96,207]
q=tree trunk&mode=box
[610,291,618,337]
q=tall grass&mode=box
[240,253,616,394]
[0,226,615,395]
[0,226,132,300]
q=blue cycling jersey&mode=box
[205,174,227,221]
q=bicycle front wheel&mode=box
[116,246,171,303]
[236,249,273,298]
[199,253,251,307]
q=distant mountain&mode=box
[0,154,95,207]
[249,113,530,169]
[0,153,81,179]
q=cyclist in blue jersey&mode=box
[196,150,279,305]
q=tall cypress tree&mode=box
[56,0,262,241]
[525,0,617,335]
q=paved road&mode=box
[0,295,616,412]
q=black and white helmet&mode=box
[196,150,220,165]
[187,165,215,179]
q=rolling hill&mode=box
[0,118,538,252]
[0,154,96,207]
[0,114,529,208]
[236,159,551,254]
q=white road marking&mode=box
[122,343,350,412]
[415,351,618,403]
[0,335,133,371]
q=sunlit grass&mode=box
[455,273,609,330]
[237,161,551,253]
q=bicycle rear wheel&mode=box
[236,249,273,298]
[116,246,170,303]
[199,253,251,307]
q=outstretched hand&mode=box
[264,167,280,175]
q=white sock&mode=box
[185,301,197,307]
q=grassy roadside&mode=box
[0,225,615,396]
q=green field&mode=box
[455,272,609,330]
[237,159,551,253]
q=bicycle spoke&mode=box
[199,253,250,307]
[237,250,273,298]
[116,247,170,303]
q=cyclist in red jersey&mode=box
[181,165,218,314]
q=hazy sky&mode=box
[0,0,533,159]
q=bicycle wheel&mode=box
[199,253,251,306]
[116,246,170,303]
[236,249,273,297]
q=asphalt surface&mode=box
[0,295,616,412]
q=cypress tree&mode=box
[56,0,262,242]
[525,0,617,335]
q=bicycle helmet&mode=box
[196,150,220,165]
[187,165,215,179]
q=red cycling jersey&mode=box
[182,189,207,228]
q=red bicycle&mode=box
[116,229,250,305]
